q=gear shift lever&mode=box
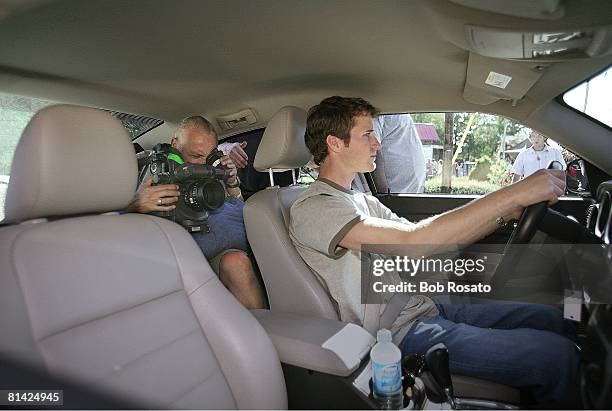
[425,343,456,409]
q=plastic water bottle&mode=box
[371,329,403,409]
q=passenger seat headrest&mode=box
[4,105,138,223]
[254,106,310,172]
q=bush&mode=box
[487,158,512,186]
[468,155,492,181]
[424,176,500,195]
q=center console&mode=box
[252,309,521,410]
[252,309,378,409]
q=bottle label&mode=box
[372,361,402,396]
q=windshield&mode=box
[563,65,612,128]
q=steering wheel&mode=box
[507,160,565,245]
[490,161,565,290]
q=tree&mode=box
[452,113,525,162]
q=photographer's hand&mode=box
[126,176,180,213]
[220,155,238,184]
[228,141,248,168]
[219,155,243,199]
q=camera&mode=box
[140,143,231,232]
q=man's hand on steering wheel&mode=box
[514,168,566,210]
[491,162,567,290]
[506,165,566,245]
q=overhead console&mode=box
[465,25,612,61]
[435,0,612,105]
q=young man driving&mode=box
[289,96,578,402]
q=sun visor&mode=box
[463,53,547,105]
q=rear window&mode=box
[0,93,163,221]
[0,94,57,221]
[109,111,164,139]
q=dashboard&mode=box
[581,180,612,408]
[587,181,612,244]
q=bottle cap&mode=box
[376,328,392,342]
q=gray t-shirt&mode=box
[289,179,438,343]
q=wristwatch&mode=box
[226,176,241,189]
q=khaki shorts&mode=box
[209,248,246,274]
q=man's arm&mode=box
[339,169,566,257]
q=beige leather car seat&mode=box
[244,106,339,319]
[244,106,520,404]
[0,105,287,409]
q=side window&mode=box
[109,111,164,139]
[373,112,575,196]
[0,94,57,221]
[298,166,318,185]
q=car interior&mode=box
[1,0,612,409]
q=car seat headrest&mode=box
[4,104,138,223]
[254,106,310,172]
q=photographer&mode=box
[127,116,264,309]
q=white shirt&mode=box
[372,114,426,193]
[511,145,566,178]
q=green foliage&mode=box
[424,176,500,195]
[412,112,526,165]
[447,113,526,163]
[123,123,143,139]
[487,157,512,186]
[298,166,317,185]
[468,155,492,181]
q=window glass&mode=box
[109,111,164,139]
[563,65,612,128]
[298,166,317,185]
[374,112,575,196]
[0,94,164,221]
[0,94,57,221]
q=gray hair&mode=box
[175,115,217,139]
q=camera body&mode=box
[141,143,231,232]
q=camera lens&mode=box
[184,179,226,211]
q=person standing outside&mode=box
[372,114,426,193]
[511,131,566,183]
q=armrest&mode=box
[251,309,375,376]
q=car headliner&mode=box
[0,0,611,172]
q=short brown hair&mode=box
[305,96,379,165]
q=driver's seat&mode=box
[244,106,520,404]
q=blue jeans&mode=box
[191,197,249,259]
[400,302,579,402]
